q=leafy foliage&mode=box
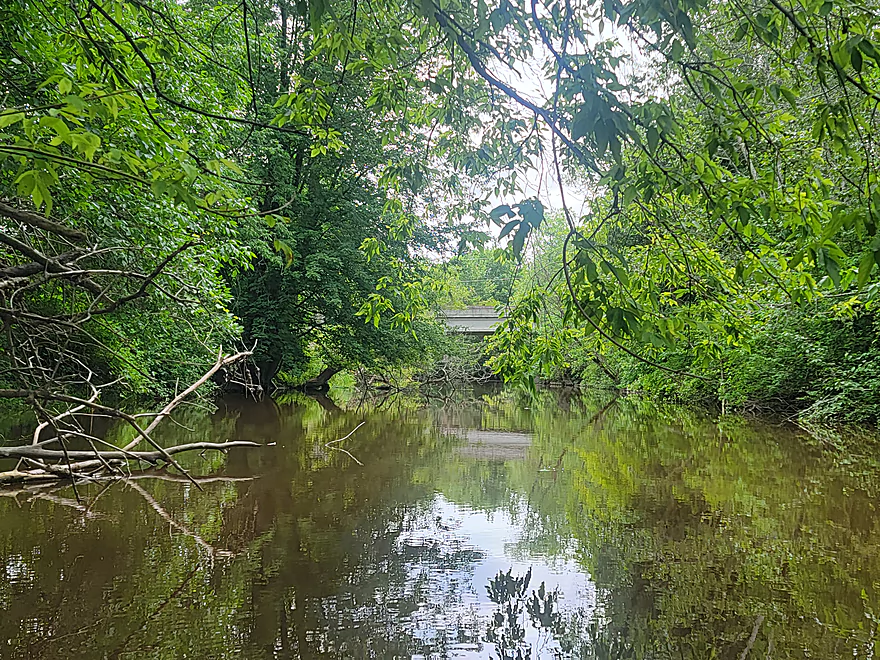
[402,0,880,420]
[5,0,880,416]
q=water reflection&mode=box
[0,387,879,658]
[392,494,593,658]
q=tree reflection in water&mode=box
[483,568,565,660]
[1,386,880,659]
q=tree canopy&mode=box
[2,0,880,417]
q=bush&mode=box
[572,305,880,426]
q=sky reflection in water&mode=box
[394,493,594,658]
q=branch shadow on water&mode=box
[484,567,566,660]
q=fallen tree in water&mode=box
[0,350,264,485]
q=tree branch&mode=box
[0,440,262,461]
[0,200,88,242]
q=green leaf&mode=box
[512,223,529,259]
[274,238,294,265]
[780,87,798,109]
[39,115,69,139]
[608,136,621,162]
[499,219,519,240]
[858,251,875,289]
[571,107,592,141]
[646,126,660,154]
[669,40,685,62]
[64,94,86,111]
[594,120,614,158]
[583,255,599,283]
[309,0,326,31]
[181,161,198,183]
[852,48,863,72]
[858,39,877,60]
[0,112,25,128]
[825,254,841,288]
[518,199,544,228]
[417,0,434,18]
[490,204,513,224]
[602,259,630,287]
[15,170,35,197]
[489,8,509,32]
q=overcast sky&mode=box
[474,16,646,239]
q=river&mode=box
[1,387,878,658]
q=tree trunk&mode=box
[256,357,282,392]
[302,366,340,392]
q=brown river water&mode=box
[1,386,879,659]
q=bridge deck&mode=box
[440,306,502,335]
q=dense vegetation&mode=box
[450,211,880,423]
[0,0,484,401]
[2,0,880,423]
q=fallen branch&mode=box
[324,422,365,466]
[0,200,88,241]
[117,471,256,484]
[124,348,252,451]
[0,350,262,485]
[0,248,87,279]
[0,231,103,295]
[0,469,62,484]
[738,615,764,660]
[0,471,254,492]
[325,421,365,447]
[0,440,262,461]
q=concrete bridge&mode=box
[440,306,503,336]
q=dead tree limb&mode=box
[0,440,262,461]
[0,231,104,294]
[124,349,252,451]
[0,351,263,485]
[324,422,365,466]
[0,194,263,486]
[0,200,88,241]
[0,249,88,279]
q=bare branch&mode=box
[0,231,104,295]
[324,422,365,466]
[0,200,88,242]
[0,440,262,461]
[0,249,87,279]
[125,349,253,451]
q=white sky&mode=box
[472,13,647,238]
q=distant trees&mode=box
[226,1,459,387]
